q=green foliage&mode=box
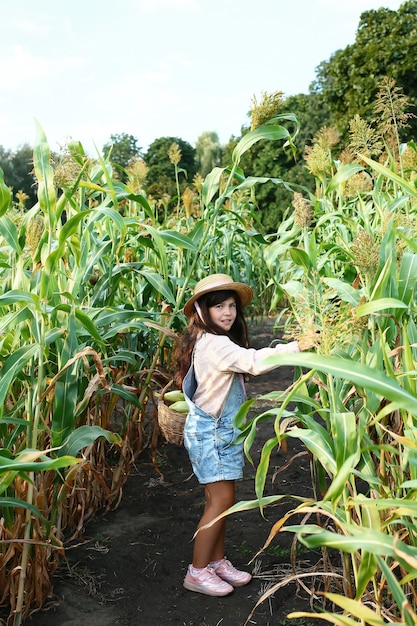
[195,131,223,177]
[102,132,142,179]
[0,167,11,216]
[144,136,197,204]
[231,133,417,622]
[222,3,417,233]
[0,117,300,621]
[3,4,417,610]
[0,143,37,207]
[227,93,326,232]
[312,0,417,143]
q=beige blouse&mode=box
[192,333,300,418]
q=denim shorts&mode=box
[183,407,244,484]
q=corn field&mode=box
[0,115,299,624]
[1,78,417,625]
[234,83,417,626]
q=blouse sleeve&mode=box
[202,334,300,376]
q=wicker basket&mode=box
[157,381,187,446]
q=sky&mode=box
[0,0,405,156]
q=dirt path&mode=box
[26,318,320,626]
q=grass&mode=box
[235,540,305,559]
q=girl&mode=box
[174,274,313,597]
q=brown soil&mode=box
[26,318,323,626]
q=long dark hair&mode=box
[173,289,249,388]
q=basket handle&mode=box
[160,379,174,400]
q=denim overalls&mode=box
[182,356,246,485]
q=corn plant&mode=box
[230,132,417,624]
[0,111,302,622]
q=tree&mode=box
[312,0,417,142]
[0,144,37,207]
[222,2,417,233]
[224,93,329,232]
[143,136,197,203]
[195,131,222,177]
[102,133,142,180]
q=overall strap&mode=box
[182,349,198,400]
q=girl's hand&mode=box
[298,328,320,351]
[298,338,313,351]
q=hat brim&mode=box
[184,282,253,317]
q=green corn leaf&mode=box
[232,175,294,197]
[158,229,198,251]
[108,384,141,409]
[255,436,279,507]
[0,167,11,216]
[140,225,169,276]
[325,163,364,193]
[126,192,155,221]
[288,524,417,563]
[232,124,291,166]
[242,414,265,467]
[103,351,143,366]
[332,412,358,469]
[377,557,417,626]
[322,593,386,625]
[288,426,336,475]
[0,455,80,495]
[33,120,57,222]
[44,327,66,344]
[137,269,176,304]
[278,279,306,298]
[93,309,147,327]
[224,494,286,513]
[398,252,417,305]
[356,297,408,316]
[289,248,311,270]
[0,497,51,530]
[0,214,21,252]
[261,353,417,416]
[201,167,224,207]
[58,210,92,243]
[0,345,38,420]
[200,495,287,528]
[58,425,121,458]
[188,218,205,245]
[322,277,362,305]
[349,497,417,516]
[0,307,33,334]
[0,289,38,307]
[52,380,79,449]
[0,454,80,471]
[323,453,359,503]
[288,611,357,626]
[51,313,81,448]
[356,550,378,599]
[88,204,127,242]
[233,398,257,430]
[359,154,417,199]
[53,304,104,344]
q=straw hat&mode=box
[183,273,253,317]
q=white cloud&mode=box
[0,0,410,153]
[318,0,402,11]
[11,19,49,35]
[137,0,200,12]
[0,45,85,90]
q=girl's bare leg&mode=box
[192,480,235,569]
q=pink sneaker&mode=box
[183,565,234,596]
[212,558,252,587]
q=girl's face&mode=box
[208,296,237,332]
